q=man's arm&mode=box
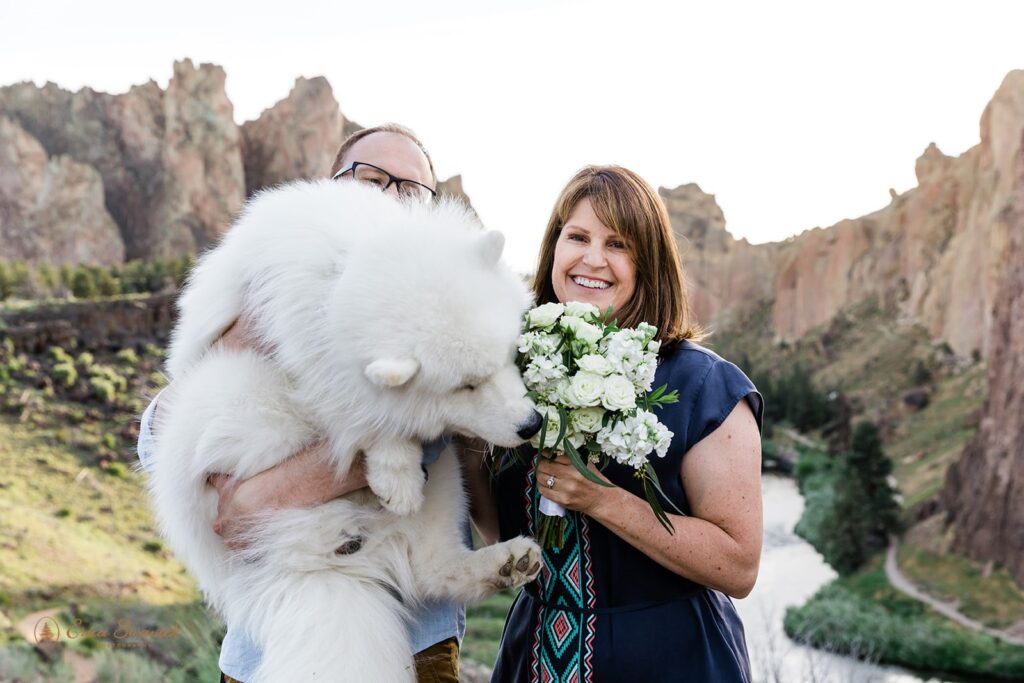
[210,444,368,548]
[135,315,370,549]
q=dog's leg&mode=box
[406,454,541,603]
[232,559,416,683]
[363,438,426,515]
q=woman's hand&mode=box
[535,452,618,517]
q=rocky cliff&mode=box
[0,60,245,261]
[672,71,1024,361]
[939,117,1024,585]
[241,76,348,196]
[0,62,472,265]
[0,116,124,265]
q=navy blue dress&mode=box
[492,341,764,683]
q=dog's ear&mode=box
[477,231,505,267]
[365,358,420,387]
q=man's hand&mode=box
[209,473,252,550]
[207,446,369,549]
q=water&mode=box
[733,475,955,683]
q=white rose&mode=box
[565,371,605,407]
[566,430,587,449]
[647,340,661,354]
[561,316,604,347]
[572,406,606,433]
[564,301,601,319]
[530,406,563,450]
[601,374,637,411]
[576,354,614,377]
[527,302,565,330]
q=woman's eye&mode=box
[609,241,626,249]
[567,233,586,242]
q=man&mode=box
[137,124,493,683]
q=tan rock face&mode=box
[0,116,123,265]
[0,59,245,260]
[241,77,347,195]
[686,70,1024,360]
[940,120,1024,584]
[660,184,775,331]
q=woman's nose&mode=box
[582,244,607,268]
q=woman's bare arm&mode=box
[536,401,763,598]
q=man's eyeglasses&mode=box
[331,161,437,201]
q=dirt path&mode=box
[885,539,1024,647]
[15,607,98,683]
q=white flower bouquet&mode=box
[512,301,681,549]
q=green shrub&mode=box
[52,361,78,388]
[89,377,117,404]
[114,348,139,366]
[103,461,128,478]
[89,364,128,393]
[55,507,71,518]
[142,540,163,553]
[76,351,95,368]
[71,267,97,299]
[101,433,118,450]
[785,579,1024,679]
[48,346,72,363]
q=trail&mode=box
[15,607,98,683]
[885,539,1024,647]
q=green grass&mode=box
[464,590,516,666]
[785,557,1024,679]
[898,539,1024,630]
[888,366,985,511]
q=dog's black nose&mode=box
[517,410,543,440]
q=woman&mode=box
[486,166,764,682]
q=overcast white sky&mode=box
[2,0,1022,270]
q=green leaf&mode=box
[645,463,686,516]
[643,479,675,534]
[564,441,614,487]
[536,413,548,454]
[555,405,569,452]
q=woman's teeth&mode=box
[572,276,610,290]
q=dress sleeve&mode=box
[685,359,764,450]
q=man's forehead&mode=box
[343,132,433,186]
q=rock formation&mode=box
[241,77,348,196]
[0,116,123,264]
[660,183,775,331]
[0,59,245,260]
[939,115,1024,585]
[666,70,1024,360]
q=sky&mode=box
[2,0,1023,271]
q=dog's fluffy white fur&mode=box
[147,180,542,682]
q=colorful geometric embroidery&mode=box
[526,464,597,683]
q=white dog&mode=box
[147,180,543,682]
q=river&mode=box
[733,474,955,683]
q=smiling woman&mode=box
[487,164,764,682]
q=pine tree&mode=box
[847,421,902,546]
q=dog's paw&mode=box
[492,536,542,589]
[370,468,426,516]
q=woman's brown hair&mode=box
[532,165,703,346]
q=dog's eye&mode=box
[461,383,477,392]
